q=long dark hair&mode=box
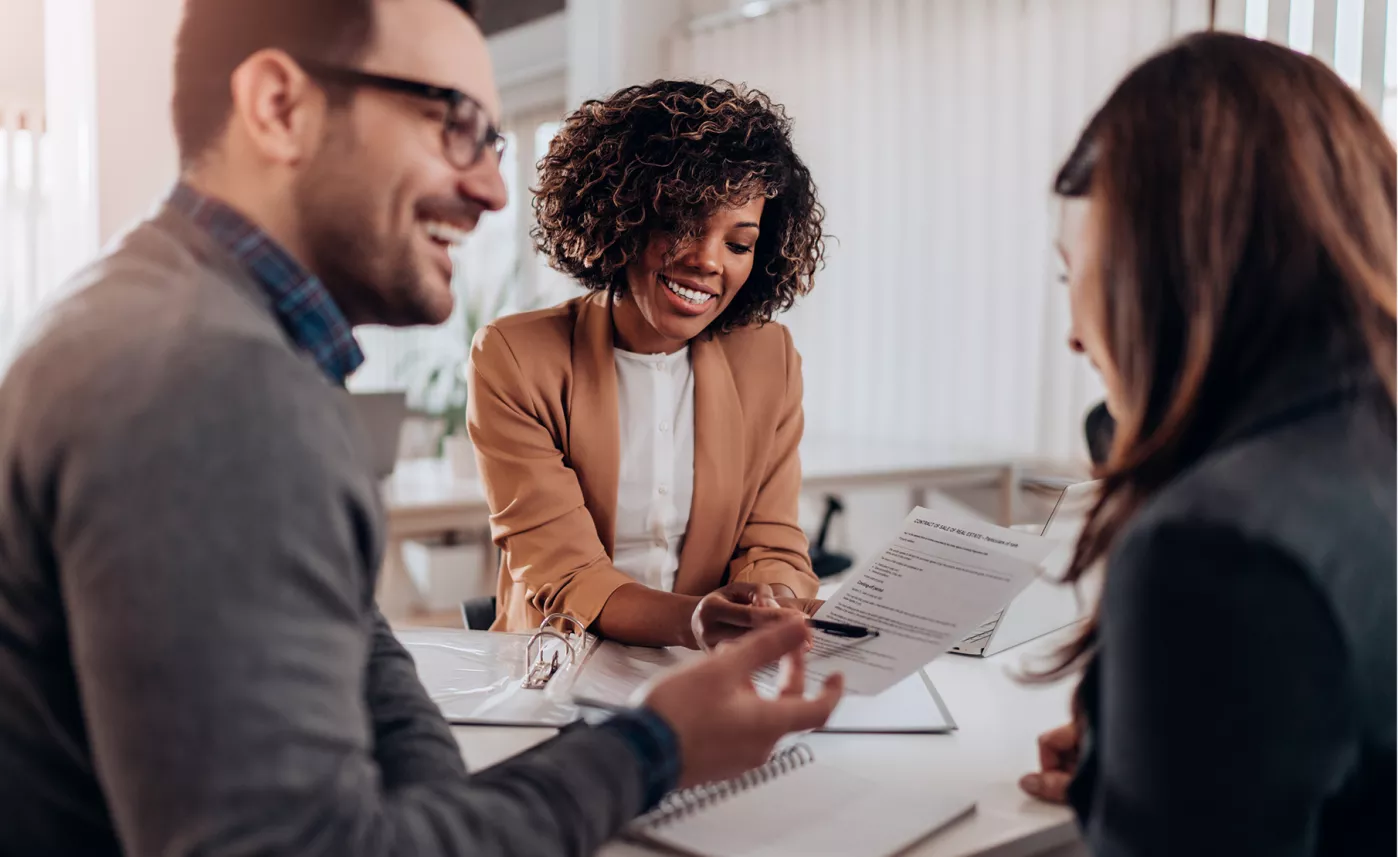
[1050,32,1396,679]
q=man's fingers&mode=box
[777,649,806,698]
[1019,770,1073,803]
[721,615,811,671]
[768,671,844,733]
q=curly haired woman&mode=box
[467,81,827,648]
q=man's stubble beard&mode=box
[292,137,431,328]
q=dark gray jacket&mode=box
[0,208,664,856]
[1069,356,1396,856]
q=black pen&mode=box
[806,618,880,638]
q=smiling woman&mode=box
[467,80,828,648]
[533,80,825,339]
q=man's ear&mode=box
[227,49,329,167]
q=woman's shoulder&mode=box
[485,294,591,338]
[712,319,797,360]
[1109,430,1394,662]
[474,294,596,364]
[1120,410,1393,578]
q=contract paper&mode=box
[789,508,1060,695]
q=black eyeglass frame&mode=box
[296,59,507,168]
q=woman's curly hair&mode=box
[532,80,826,332]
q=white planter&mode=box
[443,433,477,479]
[401,537,492,612]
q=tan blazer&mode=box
[468,292,818,632]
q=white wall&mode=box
[489,10,567,115]
[567,0,689,104]
[686,0,737,19]
[91,0,181,243]
[0,0,46,112]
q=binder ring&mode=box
[540,613,587,639]
[524,627,577,671]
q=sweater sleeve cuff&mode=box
[731,559,820,599]
[597,708,681,810]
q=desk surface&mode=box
[383,457,489,514]
[450,634,1080,857]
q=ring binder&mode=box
[521,613,589,689]
[635,744,817,829]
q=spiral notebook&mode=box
[626,744,975,857]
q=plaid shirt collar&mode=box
[168,183,364,385]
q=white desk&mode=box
[450,634,1084,857]
[383,457,492,541]
[380,459,494,618]
[801,437,1027,526]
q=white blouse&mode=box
[611,346,696,592]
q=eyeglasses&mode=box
[296,59,507,169]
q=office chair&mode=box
[1085,401,1115,467]
[461,596,497,630]
[810,495,854,579]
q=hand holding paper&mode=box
[778,508,1059,695]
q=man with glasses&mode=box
[0,1,842,855]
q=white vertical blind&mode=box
[1232,0,1394,122]
[0,109,51,371]
[1314,0,1341,62]
[1218,0,1250,31]
[673,0,1200,462]
[1359,0,1389,108]
[1270,0,1295,41]
[1,0,99,373]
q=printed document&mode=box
[781,508,1060,695]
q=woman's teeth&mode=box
[424,220,469,248]
[661,275,715,306]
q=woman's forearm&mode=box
[592,583,701,648]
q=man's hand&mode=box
[642,617,844,788]
[1019,722,1080,804]
[690,582,808,651]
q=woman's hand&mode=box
[690,582,809,651]
[774,597,823,617]
[1019,722,1080,804]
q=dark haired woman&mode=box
[1017,33,1395,856]
[468,81,826,648]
